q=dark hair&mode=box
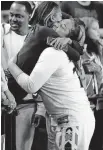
[13,1,32,14]
[30,1,58,26]
[66,18,85,41]
[86,36,100,55]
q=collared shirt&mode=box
[1,23,26,69]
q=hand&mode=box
[5,90,17,112]
[31,114,45,127]
[89,61,102,73]
[48,37,72,51]
[83,61,102,73]
[1,90,16,114]
[90,103,96,111]
[1,91,9,105]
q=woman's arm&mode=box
[8,47,61,94]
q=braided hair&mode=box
[30,1,59,27]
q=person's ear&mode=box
[51,14,57,22]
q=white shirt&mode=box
[17,47,90,116]
[1,23,26,69]
[1,66,8,92]
[1,23,45,116]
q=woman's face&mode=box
[87,21,100,41]
[53,19,75,37]
[45,6,62,27]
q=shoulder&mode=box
[37,47,67,68]
[1,23,11,35]
[39,47,64,61]
[38,26,58,38]
[41,47,60,56]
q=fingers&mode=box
[1,91,6,100]
[7,101,17,114]
[10,101,17,109]
[51,38,62,50]
[1,92,8,105]
[50,37,73,51]
[1,90,17,114]
[56,41,62,49]
[50,39,57,47]
[32,115,42,127]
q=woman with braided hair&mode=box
[8,1,83,101]
[6,2,84,150]
[30,1,62,27]
[8,2,95,150]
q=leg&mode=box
[1,114,5,150]
[46,115,80,150]
[16,106,35,150]
[46,115,57,150]
[46,111,95,150]
[77,111,95,150]
[1,135,5,150]
[90,110,103,150]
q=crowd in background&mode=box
[1,1,103,150]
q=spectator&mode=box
[7,2,84,149]
[82,18,103,150]
[1,66,16,111]
[10,1,83,102]
[61,1,103,38]
[1,2,45,150]
[82,19,103,93]
[1,66,16,150]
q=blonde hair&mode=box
[44,7,57,26]
[31,2,58,26]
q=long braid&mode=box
[31,2,58,26]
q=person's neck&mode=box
[15,26,29,36]
[77,1,91,6]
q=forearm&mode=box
[66,45,80,62]
[8,62,33,93]
[8,61,23,80]
[9,48,60,94]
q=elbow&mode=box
[17,74,38,94]
[26,79,38,94]
[26,88,37,94]
[16,73,39,94]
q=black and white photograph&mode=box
[1,1,103,150]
